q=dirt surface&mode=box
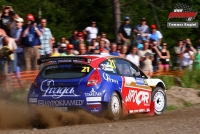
[1,105,200,134]
[0,86,200,134]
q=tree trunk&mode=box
[113,0,121,43]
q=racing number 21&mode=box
[108,59,116,68]
[81,67,90,72]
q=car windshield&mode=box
[41,63,93,79]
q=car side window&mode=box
[114,58,140,77]
[99,59,117,74]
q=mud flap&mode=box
[147,102,154,115]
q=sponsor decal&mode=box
[100,63,114,72]
[38,100,84,106]
[125,90,150,105]
[124,77,135,87]
[47,64,73,69]
[29,98,37,103]
[86,97,101,102]
[30,90,39,98]
[144,79,148,85]
[129,110,139,113]
[138,109,145,112]
[102,73,118,84]
[135,78,145,85]
[91,109,99,113]
[84,88,102,97]
[40,79,79,99]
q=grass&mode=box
[166,105,177,111]
[181,68,200,89]
[154,75,175,90]
[153,68,200,90]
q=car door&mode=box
[114,58,151,113]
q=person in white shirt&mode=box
[181,44,194,70]
[83,21,98,44]
[126,46,140,66]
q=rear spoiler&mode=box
[37,56,91,65]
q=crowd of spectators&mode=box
[0,6,199,77]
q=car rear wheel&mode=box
[107,92,122,121]
[152,87,166,115]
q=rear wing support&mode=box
[37,56,91,65]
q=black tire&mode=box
[107,92,122,121]
[152,87,167,115]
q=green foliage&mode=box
[2,0,200,50]
[154,75,175,89]
[166,105,177,111]
[181,68,200,89]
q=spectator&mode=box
[1,36,17,74]
[134,18,149,45]
[0,6,15,36]
[110,43,120,56]
[8,13,19,38]
[59,43,67,56]
[21,14,42,71]
[0,28,7,74]
[66,44,74,56]
[185,38,196,53]
[154,43,170,72]
[39,18,52,58]
[118,16,133,49]
[149,39,160,72]
[84,21,98,44]
[174,39,183,70]
[68,30,78,44]
[88,38,98,52]
[126,46,140,66]
[119,45,128,58]
[138,41,154,76]
[181,44,194,70]
[79,45,87,55]
[145,24,163,46]
[194,49,200,69]
[101,32,110,48]
[51,45,60,57]
[76,32,85,48]
[95,40,109,52]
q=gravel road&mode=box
[1,105,200,134]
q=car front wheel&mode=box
[152,87,167,115]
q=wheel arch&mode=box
[155,82,166,91]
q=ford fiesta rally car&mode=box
[28,55,167,120]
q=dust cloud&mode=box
[0,92,109,130]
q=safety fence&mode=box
[0,70,39,92]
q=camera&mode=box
[186,44,191,50]
[29,20,35,25]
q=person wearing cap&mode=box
[133,18,149,45]
[118,16,133,49]
[59,44,75,56]
[83,21,98,44]
[59,43,67,56]
[66,44,74,56]
[39,18,53,58]
[146,24,163,46]
[21,14,42,71]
